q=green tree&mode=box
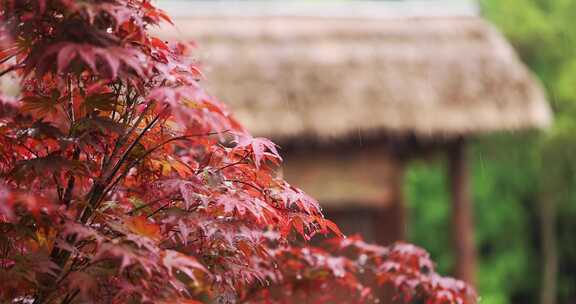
[407,1,576,303]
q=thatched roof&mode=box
[156,13,552,141]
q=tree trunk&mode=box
[447,138,476,286]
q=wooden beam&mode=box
[447,138,477,286]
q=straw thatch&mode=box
[157,16,552,140]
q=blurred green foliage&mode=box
[407,1,576,303]
[407,134,541,304]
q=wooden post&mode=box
[373,156,407,245]
[447,138,476,286]
[540,191,557,304]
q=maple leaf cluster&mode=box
[0,1,476,303]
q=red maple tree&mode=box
[0,1,476,303]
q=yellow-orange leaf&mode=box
[126,216,161,240]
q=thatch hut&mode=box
[156,1,552,285]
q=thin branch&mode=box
[62,148,80,208]
[18,142,39,157]
[126,196,172,215]
[67,76,75,123]
[104,109,163,185]
[216,152,251,172]
[52,173,63,201]
[147,202,172,218]
[76,110,167,227]
[225,179,264,194]
[102,101,153,174]
[103,130,229,196]
[60,288,79,304]
[0,50,19,65]
[0,63,23,78]
[109,81,122,122]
